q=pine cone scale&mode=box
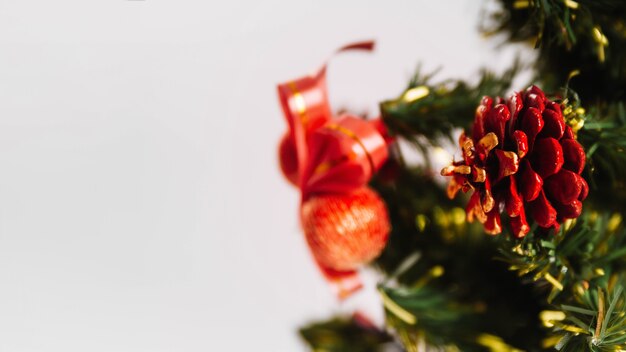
[519,160,543,201]
[531,137,564,178]
[545,169,584,204]
[561,139,586,174]
[529,190,557,228]
[540,108,566,139]
[505,176,523,217]
[520,107,544,150]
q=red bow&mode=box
[277,41,389,297]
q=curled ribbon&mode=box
[277,41,389,298]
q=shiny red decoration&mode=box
[302,116,388,198]
[278,132,299,186]
[442,86,588,237]
[301,187,390,272]
[276,41,391,298]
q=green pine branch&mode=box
[543,279,626,351]
[299,315,399,352]
[579,102,626,210]
[379,64,520,150]
[490,0,626,102]
[498,211,626,301]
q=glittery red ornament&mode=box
[301,187,390,271]
[278,132,299,186]
[442,86,588,237]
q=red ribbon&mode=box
[277,41,389,298]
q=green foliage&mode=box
[373,168,546,352]
[379,268,543,351]
[500,212,626,297]
[579,102,626,210]
[489,0,626,103]
[546,282,626,351]
[371,166,479,273]
[380,284,479,351]
[299,316,399,352]
[379,64,519,148]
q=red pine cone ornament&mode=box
[441,86,588,237]
[301,187,390,271]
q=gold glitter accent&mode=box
[497,150,520,178]
[542,335,563,349]
[402,86,429,103]
[592,26,609,63]
[441,165,456,176]
[462,138,475,159]
[446,177,463,198]
[433,207,450,228]
[451,207,466,225]
[540,310,566,327]
[415,214,429,232]
[608,213,623,232]
[413,265,445,288]
[477,132,499,154]
[543,273,564,291]
[454,165,471,175]
[473,166,486,182]
[476,334,523,352]
[312,153,356,176]
[482,190,495,213]
[430,265,444,277]
[324,124,375,174]
[562,96,586,135]
[513,0,530,9]
[561,325,587,334]
[287,82,309,124]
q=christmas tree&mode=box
[277,1,626,351]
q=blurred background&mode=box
[0,1,531,351]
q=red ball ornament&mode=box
[278,132,299,186]
[300,187,390,271]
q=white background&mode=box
[0,1,531,351]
